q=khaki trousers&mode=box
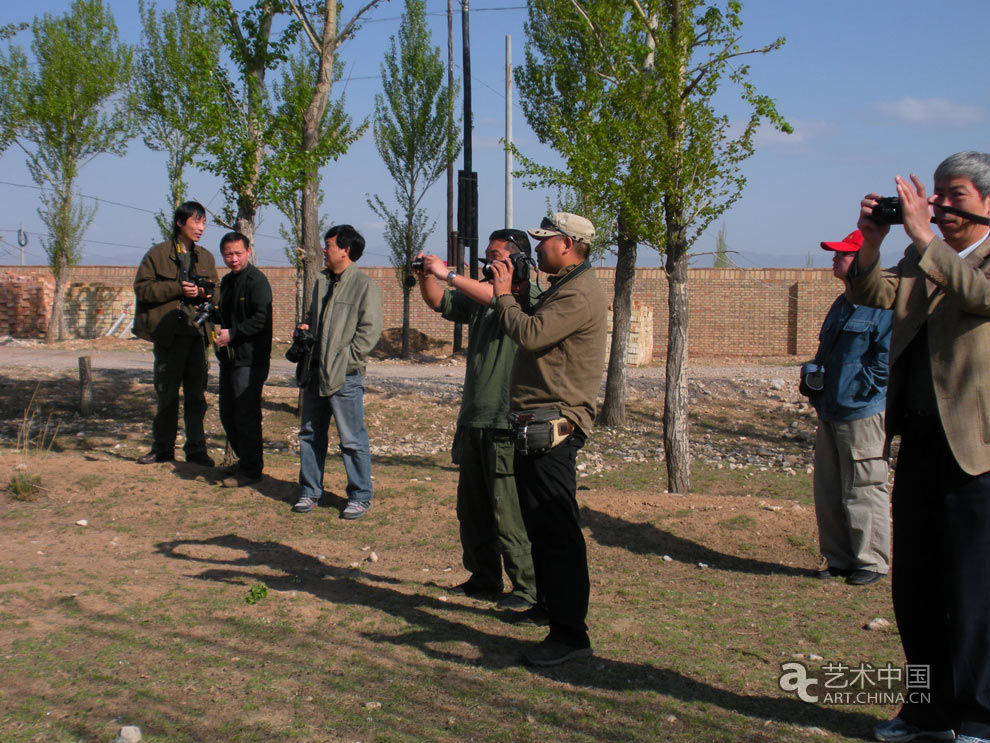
[813,413,891,573]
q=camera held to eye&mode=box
[869,196,903,225]
[482,252,532,283]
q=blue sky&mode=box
[0,0,988,269]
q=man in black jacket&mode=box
[215,232,273,487]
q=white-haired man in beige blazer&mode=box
[847,151,990,743]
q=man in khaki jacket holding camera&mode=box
[490,212,607,667]
[848,151,990,743]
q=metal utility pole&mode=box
[505,35,512,228]
[447,0,462,351]
[457,0,478,280]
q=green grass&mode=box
[7,471,42,500]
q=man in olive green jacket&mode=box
[293,225,383,520]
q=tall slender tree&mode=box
[714,222,730,267]
[368,0,460,358]
[0,23,28,154]
[2,0,135,342]
[516,0,789,491]
[136,0,225,240]
[189,0,301,250]
[284,0,387,318]
[270,39,364,321]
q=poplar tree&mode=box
[368,0,460,358]
[516,0,789,492]
[271,41,358,321]
[2,0,135,342]
[136,0,224,241]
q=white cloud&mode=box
[874,97,985,126]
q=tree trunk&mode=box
[599,227,637,427]
[45,253,69,344]
[663,245,690,493]
[301,172,324,315]
[295,260,305,327]
[300,0,338,327]
[401,282,411,359]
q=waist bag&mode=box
[508,408,574,455]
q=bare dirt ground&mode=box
[0,336,901,743]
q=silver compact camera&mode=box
[800,362,825,395]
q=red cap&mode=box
[820,230,863,252]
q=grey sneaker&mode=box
[341,500,372,520]
[292,496,319,513]
[873,717,954,743]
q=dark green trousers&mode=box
[151,334,209,457]
[455,426,536,602]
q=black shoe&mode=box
[521,637,593,667]
[504,606,549,626]
[815,566,852,580]
[137,451,174,464]
[497,593,535,611]
[449,580,502,599]
[221,473,262,488]
[846,569,884,586]
[186,452,215,467]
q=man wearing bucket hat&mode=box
[489,212,608,667]
[801,230,892,587]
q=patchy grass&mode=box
[0,357,900,743]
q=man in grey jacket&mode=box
[293,225,383,519]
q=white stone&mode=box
[865,617,892,631]
[112,726,142,743]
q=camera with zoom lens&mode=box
[192,301,219,328]
[411,257,425,272]
[180,272,217,327]
[482,252,532,283]
[869,196,903,225]
[286,327,316,363]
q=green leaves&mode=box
[245,582,268,604]
[2,0,135,272]
[515,0,790,257]
[369,0,461,280]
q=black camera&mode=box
[870,196,903,225]
[192,301,219,328]
[411,257,424,272]
[286,327,316,363]
[482,252,532,283]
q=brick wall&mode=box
[0,264,844,359]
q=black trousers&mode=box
[514,432,590,648]
[218,361,269,478]
[152,335,208,457]
[892,415,990,738]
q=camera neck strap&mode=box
[933,204,990,226]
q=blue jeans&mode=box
[298,371,373,503]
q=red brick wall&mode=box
[0,264,844,359]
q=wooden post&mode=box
[78,356,93,417]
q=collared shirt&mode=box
[810,295,892,422]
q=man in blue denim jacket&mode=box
[804,230,893,586]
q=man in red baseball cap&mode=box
[801,229,892,588]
